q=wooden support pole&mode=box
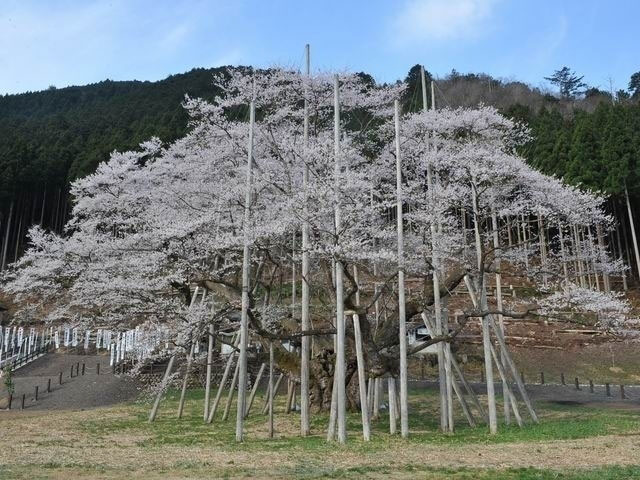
[388,376,397,435]
[268,343,274,438]
[223,359,240,421]
[589,380,594,393]
[264,373,283,415]
[492,210,510,425]
[245,363,265,418]
[177,342,195,419]
[204,324,214,421]
[352,314,371,441]
[300,43,312,438]
[489,320,538,423]
[285,378,294,414]
[372,377,381,420]
[207,335,240,423]
[606,383,611,396]
[235,97,256,442]
[332,74,347,444]
[148,354,176,422]
[625,186,640,281]
[488,342,523,427]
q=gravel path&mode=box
[5,353,139,411]
[410,379,640,408]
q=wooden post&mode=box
[575,377,580,390]
[589,380,594,393]
[82,363,85,375]
[21,393,25,410]
[223,360,240,421]
[352,314,371,441]
[488,342,523,427]
[300,43,311,438]
[207,335,240,423]
[606,383,611,396]
[245,363,265,417]
[422,69,448,434]
[393,99,409,439]
[47,378,51,393]
[620,384,626,399]
[204,324,214,421]
[59,371,62,385]
[469,180,498,434]
[268,343,274,438]
[561,373,565,385]
[177,342,195,419]
[492,210,511,425]
[148,354,176,422]
[372,377,380,420]
[540,372,545,384]
[332,75,347,444]
[285,378,293,414]
[235,97,256,442]
[388,377,397,435]
[263,373,283,415]
[624,186,640,280]
[489,319,538,423]
[35,385,39,401]
[96,363,100,375]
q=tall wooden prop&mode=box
[394,99,409,438]
[491,211,510,424]
[300,42,312,437]
[625,187,640,281]
[423,71,449,432]
[352,314,371,440]
[235,98,256,442]
[332,75,347,444]
[471,179,498,434]
[148,354,176,422]
[204,323,214,421]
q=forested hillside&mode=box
[1,64,639,270]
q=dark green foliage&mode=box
[545,66,588,99]
[0,67,227,205]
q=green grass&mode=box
[2,387,638,479]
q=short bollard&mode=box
[620,385,626,399]
[82,363,86,376]
[575,377,580,390]
[589,380,594,393]
[76,362,80,376]
[59,371,63,385]
[21,394,25,410]
[70,365,74,378]
[96,363,100,375]
[606,383,611,396]
[35,386,39,401]
[561,373,565,385]
[540,371,545,384]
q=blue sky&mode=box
[0,0,638,95]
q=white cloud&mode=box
[390,0,498,45]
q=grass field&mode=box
[0,387,639,479]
